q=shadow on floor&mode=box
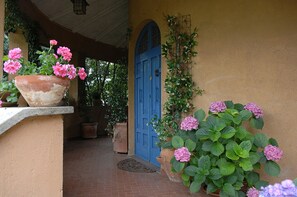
[63,137,208,197]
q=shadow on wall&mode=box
[63,105,109,140]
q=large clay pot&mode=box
[81,122,98,139]
[15,75,70,107]
[156,148,182,182]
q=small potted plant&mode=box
[169,101,283,196]
[0,77,20,107]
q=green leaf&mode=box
[226,150,240,160]
[211,142,224,156]
[269,138,279,147]
[181,173,190,182]
[221,126,236,139]
[239,140,252,152]
[184,165,199,176]
[172,159,185,172]
[222,183,235,196]
[250,117,264,130]
[254,133,268,148]
[234,103,244,111]
[224,100,234,109]
[254,180,269,189]
[202,141,213,152]
[194,109,206,122]
[198,155,211,170]
[249,152,261,164]
[233,115,242,125]
[213,178,224,188]
[206,183,219,194]
[226,175,238,184]
[172,136,184,148]
[219,161,235,176]
[264,161,280,176]
[194,173,205,185]
[219,113,233,124]
[239,158,253,171]
[226,141,237,151]
[226,109,239,116]
[246,171,260,186]
[209,168,222,180]
[235,126,248,140]
[209,131,221,142]
[214,119,226,132]
[196,128,210,140]
[185,139,196,151]
[239,110,252,121]
[190,181,201,193]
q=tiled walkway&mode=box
[63,137,208,197]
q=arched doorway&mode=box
[134,22,161,166]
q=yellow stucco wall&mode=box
[128,0,297,182]
[0,115,63,197]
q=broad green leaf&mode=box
[219,161,235,176]
[249,152,261,164]
[185,139,196,151]
[226,141,237,151]
[268,138,279,147]
[234,103,244,111]
[198,155,211,170]
[209,131,221,142]
[206,183,219,193]
[226,150,239,160]
[222,183,235,196]
[218,113,233,124]
[182,179,190,187]
[190,181,201,193]
[239,158,253,171]
[246,171,260,186]
[206,116,217,127]
[250,117,264,130]
[235,126,248,140]
[226,108,239,116]
[202,141,213,152]
[233,115,242,125]
[221,126,236,139]
[224,100,234,109]
[194,173,205,185]
[254,133,268,148]
[239,110,252,121]
[226,175,238,184]
[184,165,199,176]
[181,173,190,182]
[196,128,209,140]
[214,120,226,132]
[172,159,185,172]
[239,140,252,152]
[264,161,280,176]
[254,180,269,189]
[194,109,206,122]
[211,142,224,156]
[213,178,224,188]
[171,136,184,148]
[209,168,222,180]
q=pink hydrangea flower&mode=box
[50,39,58,46]
[180,116,198,131]
[174,147,191,162]
[67,64,77,80]
[244,103,263,119]
[209,101,227,113]
[78,68,87,80]
[0,100,2,107]
[247,187,259,197]
[8,48,22,60]
[57,46,72,62]
[3,60,22,74]
[264,145,283,161]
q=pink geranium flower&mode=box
[8,48,22,60]
[67,64,77,80]
[57,46,72,62]
[174,147,191,162]
[3,60,22,74]
[180,116,198,131]
[264,145,283,161]
[50,39,58,46]
[53,62,68,77]
[78,68,87,80]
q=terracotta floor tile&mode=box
[63,137,208,197]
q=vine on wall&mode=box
[152,15,203,146]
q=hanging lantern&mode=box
[71,0,89,15]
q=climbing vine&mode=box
[4,0,40,61]
[152,15,203,146]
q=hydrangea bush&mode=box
[169,101,283,196]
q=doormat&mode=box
[117,158,156,173]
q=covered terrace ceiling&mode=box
[30,0,129,49]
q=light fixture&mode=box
[71,0,89,15]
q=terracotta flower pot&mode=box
[15,75,70,107]
[81,122,98,139]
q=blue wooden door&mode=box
[135,22,161,166]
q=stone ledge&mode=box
[0,106,74,135]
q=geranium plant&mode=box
[170,101,283,196]
[0,77,19,107]
[1,40,87,107]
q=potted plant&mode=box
[1,39,87,107]
[0,77,19,107]
[169,101,283,196]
